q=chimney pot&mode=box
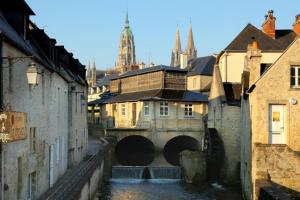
[262,10,276,39]
[293,14,300,36]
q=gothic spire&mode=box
[185,23,197,61]
[93,60,96,70]
[171,27,182,67]
[125,11,129,28]
[187,24,195,50]
[174,27,182,52]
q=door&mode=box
[269,105,285,144]
[132,103,137,126]
[49,144,54,187]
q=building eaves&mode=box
[111,65,187,80]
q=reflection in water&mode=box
[101,179,242,200]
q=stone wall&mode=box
[253,143,300,199]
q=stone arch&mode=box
[115,135,155,166]
[163,135,199,166]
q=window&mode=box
[184,104,193,117]
[28,171,37,200]
[144,102,150,116]
[30,127,36,153]
[291,66,300,87]
[121,103,126,116]
[160,102,169,116]
[260,63,271,75]
[17,157,22,199]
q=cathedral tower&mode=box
[91,61,97,86]
[171,27,182,67]
[116,12,136,73]
[185,24,197,61]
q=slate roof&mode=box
[88,93,114,105]
[223,83,242,105]
[105,89,208,103]
[96,74,119,87]
[224,23,297,52]
[111,65,187,80]
[187,56,216,76]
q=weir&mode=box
[111,166,181,179]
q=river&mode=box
[100,179,242,200]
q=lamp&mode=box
[26,62,39,85]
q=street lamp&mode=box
[26,62,40,85]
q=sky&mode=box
[26,0,300,70]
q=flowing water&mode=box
[101,166,242,200]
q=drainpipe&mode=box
[0,31,4,200]
[224,51,228,82]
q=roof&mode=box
[1,0,35,15]
[106,89,208,103]
[88,93,114,106]
[187,56,216,76]
[223,83,242,105]
[96,74,119,87]
[224,23,297,52]
[111,65,187,80]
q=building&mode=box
[206,10,299,187]
[88,65,208,166]
[116,12,136,73]
[171,25,197,68]
[186,55,216,94]
[217,10,297,83]
[0,1,88,199]
[241,38,300,200]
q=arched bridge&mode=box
[107,129,203,166]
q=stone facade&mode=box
[241,38,300,200]
[0,3,88,199]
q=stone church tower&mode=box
[171,27,182,67]
[87,61,97,87]
[185,24,197,61]
[116,12,136,73]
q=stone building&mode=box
[0,1,88,199]
[171,25,197,68]
[186,55,215,94]
[88,65,208,166]
[241,38,300,200]
[217,10,297,83]
[116,12,136,73]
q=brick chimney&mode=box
[262,10,276,39]
[293,14,300,36]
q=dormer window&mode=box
[291,66,300,88]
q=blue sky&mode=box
[26,0,299,70]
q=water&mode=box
[100,179,242,200]
[103,166,242,200]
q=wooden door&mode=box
[269,105,285,144]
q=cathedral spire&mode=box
[185,23,197,61]
[171,27,182,67]
[174,27,182,52]
[125,11,129,28]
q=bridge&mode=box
[106,127,204,166]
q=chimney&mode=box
[293,14,300,36]
[262,10,276,39]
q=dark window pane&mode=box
[298,68,300,76]
[291,77,295,86]
[291,67,295,76]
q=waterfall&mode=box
[112,166,145,179]
[112,166,181,179]
[148,167,181,179]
